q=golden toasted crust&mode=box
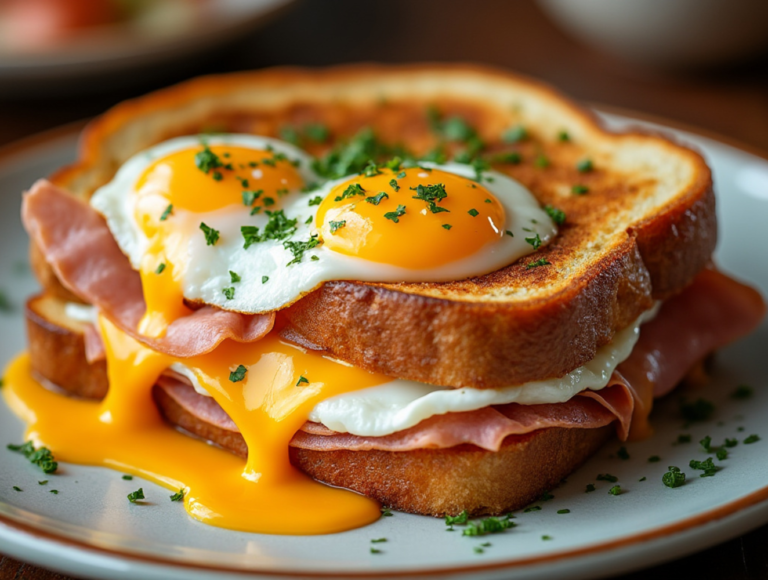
[26,293,614,515]
[30,64,716,387]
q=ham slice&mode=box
[22,180,274,357]
[157,267,764,452]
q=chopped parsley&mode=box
[236,176,249,188]
[608,485,623,496]
[663,466,686,488]
[524,506,541,512]
[648,455,661,463]
[308,196,322,206]
[689,457,720,477]
[542,535,553,541]
[313,128,402,179]
[540,491,555,501]
[284,235,321,266]
[365,192,389,205]
[724,438,738,448]
[38,480,47,485]
[381,507,394,517]
[305,216,313,224]
[155,263,166,275]
[122,475,133,480]
[305,123,329,143]
[731,385,753,399]
[585,484,596,493]
[700,436,713,453]
[557,509,570,514]
[229,365,247,383]
[389,179,400,192]
[493,152,522,165]
[502,125,527,143]
[241,210,298,249]
[170,488,185,502]
[596,473,618,483]
[335,183,366,202]
[199,222,220,246]
[505,230,514,237]
[329,220,346,234]
[617,446,630,460]
[462,516,516,536]
[716,448,728,461]
[370,548,382,555]
[680,398,715,422]
[363,160,381,177]
[639,477,647,482]
[263,197,275,207]
[468,208,479,217]
[262,276,269,284]
[160,204,173,221]
[384,205,406,223]
[572,184,589,195]
[222,287,235,300]
[445,510,469,530]
[577,159,594,173]
[229,271,241,284]
[13,486,21,492]
[127,488,145,503]
[195,145,224,175]
[371,538,387,543]
[744,434,760,444]
[677,434,692,444]
[50,489,59,495]
[242,190,262,206]
[557,130,570,142]
[535,155,550,168]
[296,376,309,386]
[442,224,452,230]
[526,258,551,270]
[411,183,449,214]
[525,233,542,250]
[544,205,566,225]
[7,441,58,474]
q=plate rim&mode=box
[1,109,768,579]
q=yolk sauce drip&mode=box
[316,167,506,270]
[132,145,304,337]
[2,316,388,534]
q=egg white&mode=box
[91,135,558,314]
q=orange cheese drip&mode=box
[2,317,389,535]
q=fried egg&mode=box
[91,135,557,334]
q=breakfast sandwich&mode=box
[6,65,765,534]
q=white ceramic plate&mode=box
[0,112,767,580]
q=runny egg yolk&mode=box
[2,317,389,534]
[316,167,506,270]
[132,145,305,337]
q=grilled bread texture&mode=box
[29,64,716,388]
[26,293,613,516]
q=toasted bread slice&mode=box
[31,65,715,388]
[26,293,613,515]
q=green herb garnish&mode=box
[199,222,220,246]
[744,434,760,444]
[127,488,145,503]
[577,159,593,173]
[229,365,247,383]
[662,466,686,488]
[384,205,406,223]
[544,205,566,225]
[170,488,185,502]
[7,442,58,474]
[222,287,235,300]
[366,192,389,205]
[160,204,173,221]
[155,263,166,275]
[296,376,309,386]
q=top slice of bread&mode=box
[31,64,716,388]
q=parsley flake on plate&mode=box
[127,488,145,503]
[170,488,185,502]
[662,466,686,488]
[199,222,220,246]
[384,205,406,223]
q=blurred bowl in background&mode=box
[0,0,295,96]
[537,0,768,70]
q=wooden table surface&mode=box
[2,1,768,578]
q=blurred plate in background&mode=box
[0,0,294,96]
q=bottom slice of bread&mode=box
[26,294,614,516]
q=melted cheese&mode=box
[2,316,387,535]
